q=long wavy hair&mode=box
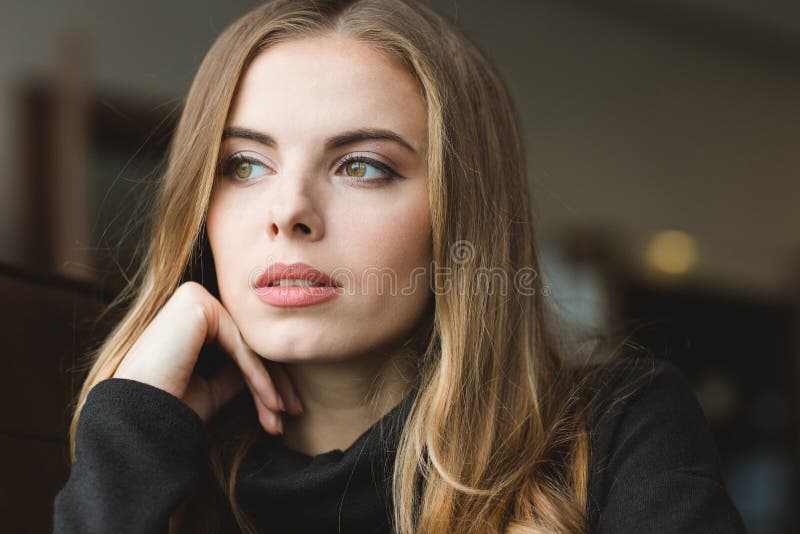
[67,1,638,532]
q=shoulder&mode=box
[583,355,747,533]
[585,356,709,478]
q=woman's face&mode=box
[206,34,431,364]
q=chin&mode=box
[242,327,357,363]
[251,324,415,366]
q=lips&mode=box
[254,262,339,289]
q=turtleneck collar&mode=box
[233,385,419,532]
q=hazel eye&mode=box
[234,161,260,180]
[335,155,399,184]
[343,161,381,179]
[219,154,271,182]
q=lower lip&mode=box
[253,284,343,307]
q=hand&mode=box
[112,281,302,434]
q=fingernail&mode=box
[278,396,286,412]
[277,414,284,434]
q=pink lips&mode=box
[253,262,343,307]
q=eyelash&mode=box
[217,152,401,185]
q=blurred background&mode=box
[0,0,797,532]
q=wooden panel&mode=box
[0,270,109,439]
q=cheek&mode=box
[343,194,431,290]
[331,198,430,357]
[206,194,248,298]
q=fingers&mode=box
[205,361,246,415]
[201,294,286,435]
[253,389,283,435]
[204,298,281,411]
[264,360,304,416]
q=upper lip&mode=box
[254,262,339,288]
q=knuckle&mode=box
[173,282,210,323]
[258,410,272,430]
[174,281,206,302]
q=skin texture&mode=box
[206,34,431,456]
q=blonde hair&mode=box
[68,1,630,532]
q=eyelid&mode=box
[332,151,400,175]
[220,150,278,171]
[334,150,392,165]
[220,145,395,168]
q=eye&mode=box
[218,153,272,182]
[335,154,400,184]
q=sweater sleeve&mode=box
[53,378,211,534]
[588,357,748,533]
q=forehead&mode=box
[226,34,426,152]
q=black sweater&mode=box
[52,357,747,533]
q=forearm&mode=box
[53,378,210,534]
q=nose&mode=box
[266,167,324,242]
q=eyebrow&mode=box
[221,126,418,154]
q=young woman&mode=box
[53,0,746,532]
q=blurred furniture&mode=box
[0,262,111,533]
[4,66,172,531]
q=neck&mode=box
[279,343,417,457]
